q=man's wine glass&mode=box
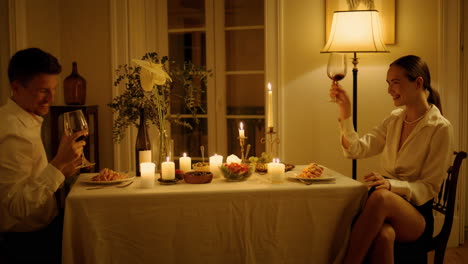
[63,110,95,169]
[327,53,348,102]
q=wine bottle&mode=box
[135,109,151,176]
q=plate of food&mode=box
[82,168,135,184]
[286,163,335,182]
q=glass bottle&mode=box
[64,62,87,105]
[135,109,151,176]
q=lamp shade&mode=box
[321,10,388,53]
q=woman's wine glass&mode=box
[327,53,348,102]
[63,110,95,169]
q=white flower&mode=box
[132,59,172,91]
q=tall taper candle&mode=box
[267,83,274,128]
[239,122,245,138]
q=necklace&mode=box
[403,106,431,125]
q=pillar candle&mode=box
[140,162,155,188]
[268,158,285,183]
[161,156,175,180]
[209,154,223,178]
[179,152,191,172]
[239,122,245,138]
[139,150,152,163]
[267,83,274,128]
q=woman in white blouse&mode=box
[330,55,453,264]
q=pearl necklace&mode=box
[403,106,431,125]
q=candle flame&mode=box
[268,82,272,92]
[183,153,187,157]
[240,122,244,130]
[166,156,170,162]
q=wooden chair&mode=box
[394,151,467,264]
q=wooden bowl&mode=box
[184,171,213,184]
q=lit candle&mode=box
[267,83,274,128]
[268,158,285,183]
[139,150,152,163]
[179,152,191,173]
[209,154,223,178]
[239,122,245,138]
[161,156,175,180]
[140,162,155,188]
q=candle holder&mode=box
[157,178,178,185]
[238,136,248,162]
[261,127,280,157]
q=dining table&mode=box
[62,165,368,264]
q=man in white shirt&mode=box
[0,48,87,263]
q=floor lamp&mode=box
[321,10,388,180]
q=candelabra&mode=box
[261,127,280,157]
[238,136,249,162]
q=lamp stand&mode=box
[352,52,358,180]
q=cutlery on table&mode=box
[200,145,205,164]
[86,181,134,190]
[299,179,313,185]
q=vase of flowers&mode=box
[108,52,211,170]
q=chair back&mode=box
[429,151,467,264]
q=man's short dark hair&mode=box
[8,48,62,85]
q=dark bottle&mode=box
[64,62,87,105]
[135,109,151,176]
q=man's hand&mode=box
[50,130,86,175]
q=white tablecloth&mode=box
[62,166,367,264]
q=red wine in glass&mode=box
[327,53,348,102]
[63,110,95,169]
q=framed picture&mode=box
[325,0,396,44]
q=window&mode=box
[168,0,266,161]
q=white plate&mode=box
[286,170,336,182]
[81,175,135,185]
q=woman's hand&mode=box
[330,83,351,121]
[364,172,391,190]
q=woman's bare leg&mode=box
[343,189,426,264]
[368,223,395,264]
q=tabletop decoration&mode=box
[261,83,280,157]
[109,52,211,170]
[220,162,254,182]
[238,122,249,162]
[179,153,191,173]
[161,157,175,180]
[140,162,155,188]
[157,178,178,185]
[209,154,223,178]
[268,159,285,184]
